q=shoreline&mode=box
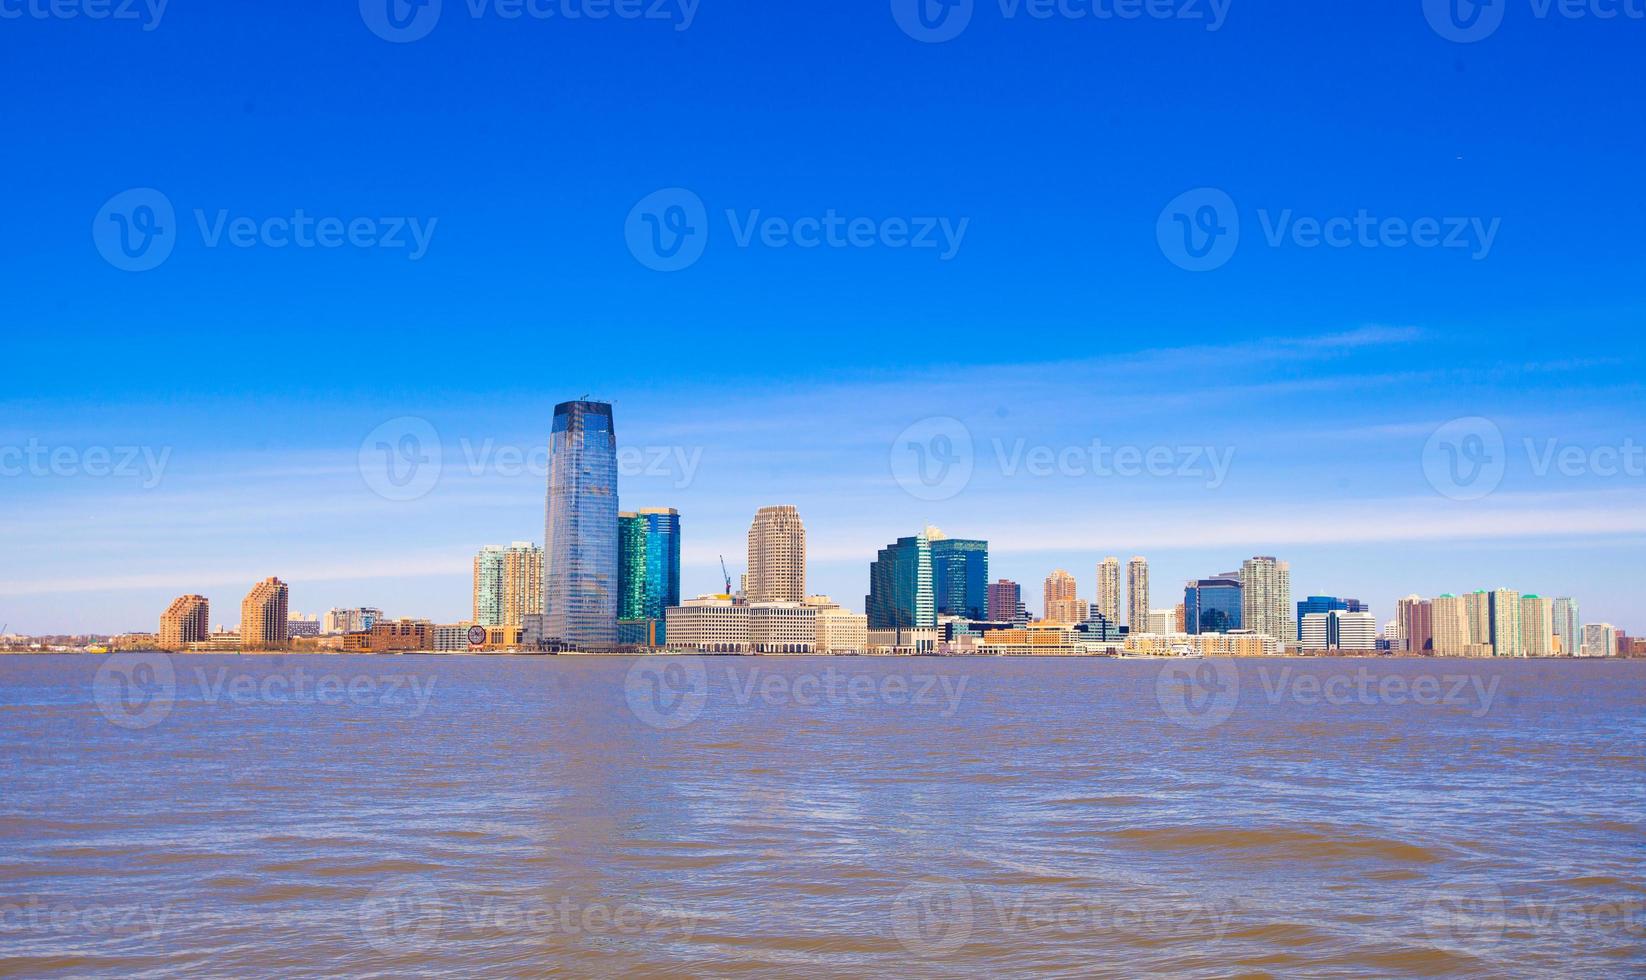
[1,649,1635,662]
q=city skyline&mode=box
[5,374,1643,637]
[27,496,1628,658]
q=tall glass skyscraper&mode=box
[543,400,618,648]
[866,534,934,629]
[928,529,988,620]
[640,508,681,619]
[1184,575,1242,634]
[619,508,681,620]
[617,514,648,621]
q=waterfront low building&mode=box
[434,623,474,653]
[618,618,663,648]
[808,596,868,654]
[1124,631,1279,657]
[750,602,817,654]
[368,618,434,652]
[1300,610,1377,652]
[977,624,1077,656]
[866,627,940,655]
[666,596,751,653]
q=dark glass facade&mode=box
[617,507,680,642]
[1185,576,1243,634]
[543,400,618,647]
[617,514,648,621]
[642,509,681,621]
[1295,596,1366,639]
[931,537,989,620]
[866,535,934,629]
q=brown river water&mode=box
[1,654,1643,977]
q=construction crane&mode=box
[719,556,733,596]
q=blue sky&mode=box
[2,1,1643,634]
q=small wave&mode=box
[1111,825,1444,864]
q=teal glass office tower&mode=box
[641,509,681,618]
[866,534,935,629]
[618,514,648,621]
[618,507,681,640]
[930,537,988,620]
[543,400,618,647]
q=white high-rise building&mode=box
[1240,556,1293,643]
[1336,612,1378,651]
[1300,612,1330,650]
[747,506,806,603]
[323,607,383,634]
[1431,595,1468,655]
[1552,597,1581,656]
[1126,557,1150,631]
[1147,608,1176,634]
[1489,588,1523,657]
[1301,609,1376,651]
[1096,557,1121,625]
[1581,623,1617,658]
[1466,591,1493,650]
[1520,595,1554,657]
